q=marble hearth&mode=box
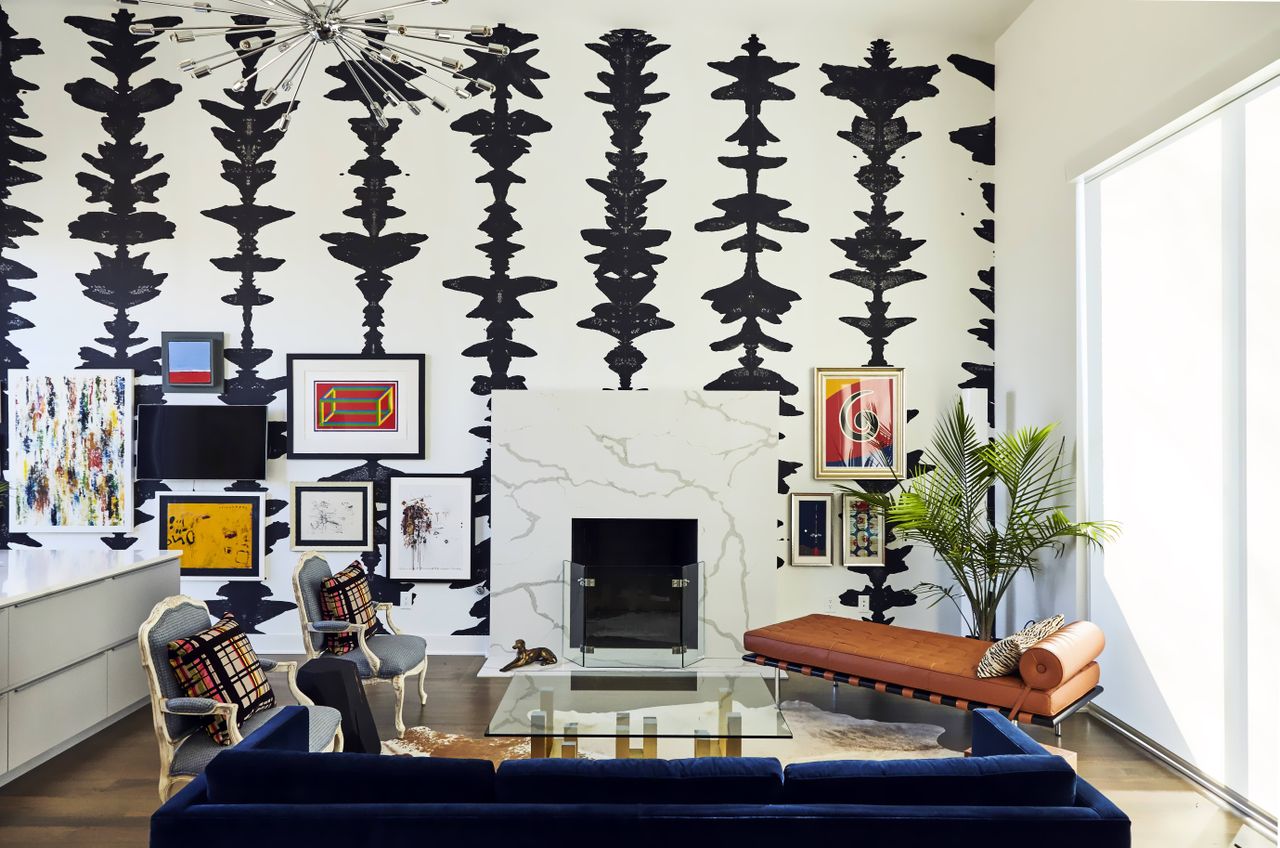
[484,390,778,675]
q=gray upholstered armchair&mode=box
[138,595,344,802]
[292,553,428,737]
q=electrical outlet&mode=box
[856,595,870,613]
[399,591,413,608]
[826,598,836,612]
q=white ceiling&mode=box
[803,0,1036,42]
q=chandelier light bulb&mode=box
[123,0,499,135]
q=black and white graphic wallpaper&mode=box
[1,0,994,650]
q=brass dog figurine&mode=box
[500,639,558,672]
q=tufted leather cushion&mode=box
[1020,621,1106,690]
[744,615,1101,717]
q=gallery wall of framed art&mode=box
[388,475,474,582]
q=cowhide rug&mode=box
[383,700,958,765]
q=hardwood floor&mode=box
[0,655,1257,847]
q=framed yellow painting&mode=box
[157,493,264,580]
[812,367,905,480]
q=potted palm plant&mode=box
[843,400,1117,641]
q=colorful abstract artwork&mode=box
[789,493,833,566]
[289,481,373,552]
[161,332,223,393]
[842,494,884,566]
[388,475,472,581]
[286,354,425,459]
[8,371,132,532]
[158,493,263,580]
[812,367,905,479]
[314,381,398,431]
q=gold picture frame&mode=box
[812,367,905,480]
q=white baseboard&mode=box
[253,633,488,657]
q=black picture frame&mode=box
[286,353,427,460]
[161,331,224,394]
[158,492,264,580]
[387,473,475,582]
[289,481,374,552]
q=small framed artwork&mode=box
[289,482,374,552]
[8,371,133,532]
[841,493,885,566]
[812,367,905,480]
[789,493,834,566]
[388,475,473,581]
[286,354,426,460]
[161,332,224,394]
[157,492,264,580]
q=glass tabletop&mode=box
[486,671,792,739]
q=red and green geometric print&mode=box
[314,381,398,432]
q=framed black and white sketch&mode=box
[388,475,473,581]
[789,493,834,566]
[289,482,374,552]
[286,354,426,460]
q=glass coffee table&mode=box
[487,671,791,758]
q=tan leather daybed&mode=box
[743,614,1105,730]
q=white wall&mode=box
[2,0,994,653]
[996,0,1280,815]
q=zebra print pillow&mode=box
[975,614,1066,679]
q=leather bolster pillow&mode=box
[1019,620,1105,689]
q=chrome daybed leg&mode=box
[773,666,781,707]
[1054,722,1063,739]
[831,682,839,710]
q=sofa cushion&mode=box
[319,562,385,655]
[782,754,1076,807]
[496,757,784,805]
[205,750,496,804]
[167,614,275,746]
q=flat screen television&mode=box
[136,404,268,480]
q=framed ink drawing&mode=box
[158,492,264,580]
[841,493,885,566]
[289,482,374,552]
[812,367,904,480]
[8,371,133,533]
[789,493,834,566]
[388,475,473,581]
[287,354,426,460]
[161,331,224,393]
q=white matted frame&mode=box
[157,492,266,581]
[286,354,426,460]
[789,492,834,566]
[840,493,885,566]
[388,475,473,581]
[7,370,134,533]
[289,482,374,551]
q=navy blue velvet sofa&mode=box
[150,706,1129,848]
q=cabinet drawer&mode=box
[8,655,108,770]
[106,644,148,715]
[0,693,8,773]
[9,561,178,686]
[0,608,8,690]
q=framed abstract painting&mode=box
[789,493,834,566]
[286,354,426,460]
[812,367,905,480]
[8,371,133,533]
[157,492,264,580]
[289,481,374,552]
[388,475,473,581]
[841,493,885,566]
[161,331,224,393]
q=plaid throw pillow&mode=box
[168,615,275,745]
[319,562,384,655]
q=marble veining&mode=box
[490,390,777,664]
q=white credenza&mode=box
[0,551,180,787]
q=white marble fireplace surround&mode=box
[485,390,778,675]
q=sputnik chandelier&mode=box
[121,0,503,132]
